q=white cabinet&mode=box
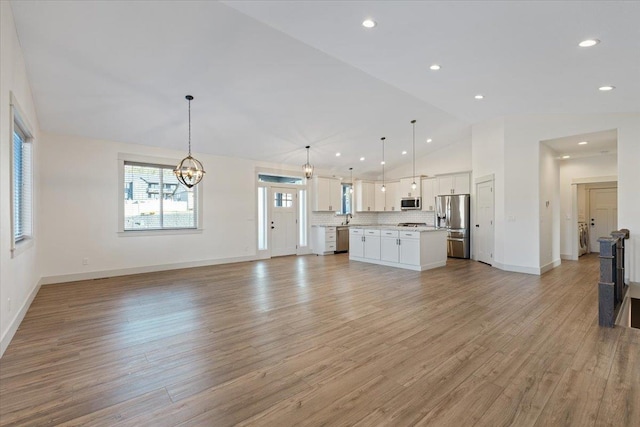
[398,231,421,265]
[374,183,385,212]
[355,180,375,212]
[386,181,399,211]
[349,228,364,258]
[436,173,470,195]
[350,227,447,271]
[313,177,341,211]
[374,181,399,211]
[421,177,437,211]
[363,229,381,260]
[399,177,421,198]
[312,226,336,255]
[381,230,399,262]
[349,228,380,260]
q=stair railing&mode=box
[598,229,629,327]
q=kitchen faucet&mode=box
[345,213,353,225]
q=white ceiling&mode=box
[542,129,617,160]
[10,1,640,178]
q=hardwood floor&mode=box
[1,253,638,426]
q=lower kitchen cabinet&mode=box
[349,227,447,271]
[349,228,364,258]
[311,226,336,255]
[363,229,381,260]
[349,228,380,260]
[381,230,400,263]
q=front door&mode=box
[270,187,297,257]
[589,188,617,253]
[475,179,494,265]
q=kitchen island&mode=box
[349,226,447,271]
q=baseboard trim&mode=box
[561,253,578,261]
[540,259,562,274]
[492,261,541,275]
[1,280,41,358]
[40,255,259,285]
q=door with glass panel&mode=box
[270,187,298,256]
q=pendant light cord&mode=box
[188,98,192,156]
[412,119,416,182]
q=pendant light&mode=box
[411,119,417,190]
[349,167,354,193]
[303,145,314,179]
[381,137,386,192]
[174,95,205,188]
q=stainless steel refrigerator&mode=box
[436,194,471,259]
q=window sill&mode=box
[118,228,203,237]
[11,237,34,258]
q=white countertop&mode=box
[350,225,444,232]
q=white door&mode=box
[270,187,297,257]
[589,188,617,253]
[475,179,494,265]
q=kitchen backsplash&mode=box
[311,210,435,226]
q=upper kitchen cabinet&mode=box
[399,177,421,198]
[436,172,471,195]
[355,180,375,212]
[374,181,399,212]
[313,176,341,212]
[421,177,437,211]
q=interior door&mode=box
[270,187,297,257]
[589,188,618,253]
[475,180,494,265]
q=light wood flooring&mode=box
[1,253,639,426]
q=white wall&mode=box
[539,143,560,271]
[38,133,305,282]
[386,136,472,180]
[0,2,41,356]
[559,154,617,258]
[476,113,640,279]
[471,117,505,267]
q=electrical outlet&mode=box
[82,257,89,265]
[7,298,11,313]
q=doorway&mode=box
[474,175,494,265]
[588,187,618,252]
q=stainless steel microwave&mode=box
[401,197,421,210]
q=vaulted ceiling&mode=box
[10,1,640,178]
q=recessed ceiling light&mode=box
[426,138,432,143]
[578,141,588,145]
[360,157,365,161]
[599,85,615,91]
[475,94,484,100]
[578,39,600,47]
[430,64,441,71]
[380,161,385,165]
[402,150,407,155]
[335,152,341,157]
[362,19,376,28]
[562,155,570,159]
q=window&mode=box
[11,101,33,247]
[274,192,293,208]
[123,162,196,231]
[341,183,353,215]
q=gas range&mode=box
[397,222,428,228]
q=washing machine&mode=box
[578,222,589,256]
